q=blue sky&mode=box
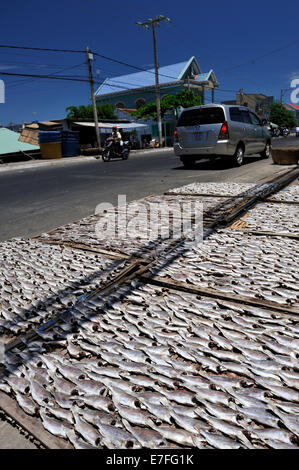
[0,0,298,125]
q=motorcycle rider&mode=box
[111,126,123,154]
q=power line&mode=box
[0,70,98,83]
[219,38,299,74]
[0,44,85,53]
[6,62,87,88]
[0,43,178,80]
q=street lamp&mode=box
[137,15,171,148]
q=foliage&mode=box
[132,90,202,120]
[269,102,297,128]
[66,104,117,120]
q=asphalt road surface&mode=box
[0,136,298,242]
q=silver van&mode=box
[173,104,271,168]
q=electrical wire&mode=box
[0,44,85,53]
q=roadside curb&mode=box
[0,148,173,173]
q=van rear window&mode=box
[177,107,225,126]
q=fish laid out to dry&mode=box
[0,179,298,449]
[0,238,131,337]
[232,202,299,235]
[150,229,299,306]
[1,280,298,450]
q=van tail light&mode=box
[174,127,179,142]
[218,121,229,140]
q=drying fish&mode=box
[140,402,173,425]
[51,374,79,396]
[66,430,99,449]
[150,373,177,389]
[96,421,140,449]
[126,374,158,389]
[56,364,86,382]
[15,391,39,416]
[45,405,74,425]
[264,385,299,402]
[195,387,231,406]
[6,375,30,394]
[72,378,106,396]
[246,427,299,446]
[52,391,77,409]
[73,413,102,447]
[29,379,54,407]
[73,405,117,427]
[116,403,157,427]
[197,401,242,425]
[137,391,169,406]
[170,411,210,434]
[79,395,115,412]
[159,388,196,406]
[199,430,245,449]
[266,406,299,436]
[236,406,280,428]
[109,386,140,409]
[122,419,167,448]
[197,411,253,448]
[40,409,73,439]
[149,423,195,447]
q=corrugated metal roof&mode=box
[96,57,200,96]
[0,128,39,155]
[74,122,148,129]
[195,71,212,82]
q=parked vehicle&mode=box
[282,127,290,137]
[173,104,271,168]
[102,137,130,162]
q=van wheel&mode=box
[260,142,271,159]
[181,156,196,169]
[231,145,244,167]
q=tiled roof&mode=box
[286,103,299,111]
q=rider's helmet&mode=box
[113,126,118,130]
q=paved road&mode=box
[0,136,297,242]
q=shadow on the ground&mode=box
[173,155,265,172]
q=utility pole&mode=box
[239,88,244,105]
[86,46,101,153]
[137,15,170,148]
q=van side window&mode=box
[241,110,251,124]
[229,108,243,122]
[249,112,261,126]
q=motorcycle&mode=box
[102,137,130,162]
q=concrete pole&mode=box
[136,16,170,148]
[151,23,163,147]
[86,46,101,152]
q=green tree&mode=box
[132,90,202,120]
[66,104,117,120]
[269,103,297,128]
